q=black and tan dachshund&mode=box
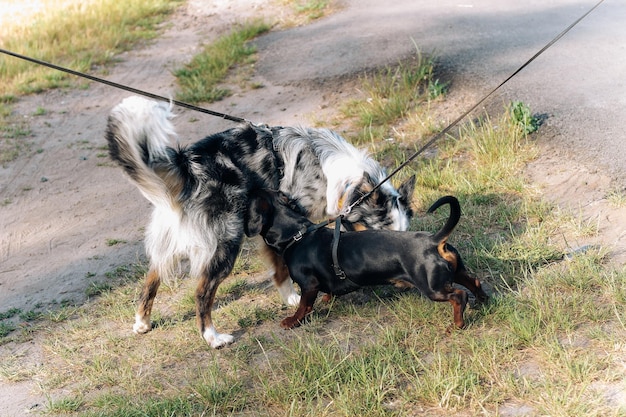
[246,190,488,329]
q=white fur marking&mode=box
[277,279,301,306]
[203,325,235,349]
[133,313,152,334]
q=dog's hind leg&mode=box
[427,288,468,329]
[453,268,488,304]
[263,246,300,306]
[133,268,161,334]
[448,289,468,328]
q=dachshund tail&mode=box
[427,196,461,268]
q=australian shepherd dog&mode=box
[106,96,415,348]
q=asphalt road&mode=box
[255,0,626,183]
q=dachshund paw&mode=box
[321,293,334,303]
[280,316,302,329]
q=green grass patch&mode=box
[0,0,181,163]
[0,0,181,97]
[340,50,446,146]
[174,20,271,104]
[276,0,336,27]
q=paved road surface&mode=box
[255,0,625,182]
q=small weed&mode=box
[218,277,251,299]
[606,188,626,207]
[46,396,84,414]
[19,310,42,322]
[0,323,16,338]
[236,306,276,329]
[104,263,147,281]
[293,0,330,20]
[33,107,47,116]
[510,100,540,134]
[428,78,447,99]
[86,282,114,298]
[279,0,334,26]
[105,238,126,246]
[0,308,22,320]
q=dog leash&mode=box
[0,48,250,124]
[340,0,606,217]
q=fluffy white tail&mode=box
[106,96,178,208]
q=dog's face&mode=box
[246,190,311,251]
[343,174,416,231]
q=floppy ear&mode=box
[244,190,273,237]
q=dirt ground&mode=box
[1,0,625,415]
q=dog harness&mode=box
[268,216,349,280]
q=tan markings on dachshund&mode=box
[437,240,458,270]
[390,278,415,289]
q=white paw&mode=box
[277,279,301,306]
[203,325,235,349]
[133,314,152,334]
[285,293,301,307]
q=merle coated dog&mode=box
[106,96,415,348]
[246,190,488,329]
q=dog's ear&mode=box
[398,174,416,206]
[245,190,273,237]
[360,171,378,201]
[362,171,376,188]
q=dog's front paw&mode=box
[277,279,301,306]
[133,314,152,334]
[280,315,302,329]
[285,293,301,307]
[203,326,235,349]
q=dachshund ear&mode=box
[245,190,273,237]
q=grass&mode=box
[2,4,626,416]
[0,0,181,163]
[339,49,446,147]
[3,73,624,414]
[278,0,336,25]
[174,20,271,104]
[0,0,181,97]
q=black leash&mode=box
[342,0,606,216]
[0,48,249,124]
